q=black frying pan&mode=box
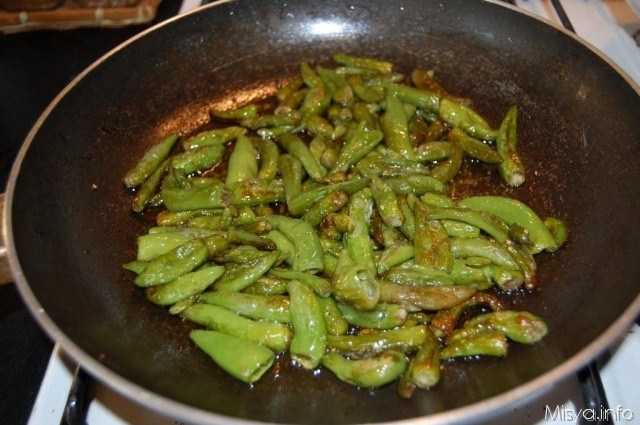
[4,0,640,423]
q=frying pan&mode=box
[3,0,640,423]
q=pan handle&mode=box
[0,193,12,285]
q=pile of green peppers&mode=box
[122,54,568,398]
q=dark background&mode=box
[0,2,184,423]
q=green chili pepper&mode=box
[237,218,272,235]
[382,264,454,287]
[419,193,455,209]
[384,175,447,196]
[441,221,480,238]
[264,215,324,273]
[265,229,296,267]
[316,66,347,95]
[287,177,368,216]
[347,77,385,105]
[278,154,304,208]
[227,228,276,251]
[371,216,406,249]
[331,123,384,173]
[398,329,440,398]
[439,98,497,141]
[337,302,407,330]
[269,268,332,298]
[397,196,416,242]
[318,296,349,336]
[379,282,476,311]
[161,172,231,212]
[332,54,394,74]
[171,144,225,175]
[323,351,407,388]
[441,331,508,359]
[485,264,524,291]
[408,107,433,146]
[448,127,502,164]
[300,85,331,118]
[214,245,262,264]
[458,196,557,254]
[302,190,349,227]
[186,215,228,231]
[190,330,275,384]
[320,212,355,235]
[203,234,230,257]
[279,88,307,110]
[134,239,209,287]
[369,174,404,228]
[257,126,297,139]
[496,105,525,187]
[427,207,510,244]
[253,137,280,182]
[183,304,291,353]
[448,260,492,289]
[377,244,415,275]
[242,275,289,296]
[122,260,148,274]
[430,138,464,183]
[242,113,300,131]
[544,217,569,249]
[356,148,431,177]
[287,280,327,369]
[225,135,258,187]
[333,87,355,108]
[277,133,327,179]
[211,104,259,121]
[449,237,520,271]
[214,250,280,292]
[300,61,324,88]
[381,90,418,161]
[319,137,343,169]
[123,134,178,189]
[389,83,440,114]
[411,68,467,103]
[304,113,336,140]
[429,292,504,338]
[327,325,427,357]
[456,310,548,344]
[415,141,454,163]
[131,158,169,213]
[198,290,291,323]
[181,126,246,150]
[277,75,304,102]
[168,295,197,315]
[332,255,381,311]
[413,201,453,271]
[156,208,224,227]
[352,101,381,130]
[229,178,284,207]
[343,189,377,276]
[145,265,225,306]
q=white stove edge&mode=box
[516,0,640,86]
[26,1,640,424]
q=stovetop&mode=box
[2,1,639,425]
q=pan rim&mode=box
[3,0,640,423]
